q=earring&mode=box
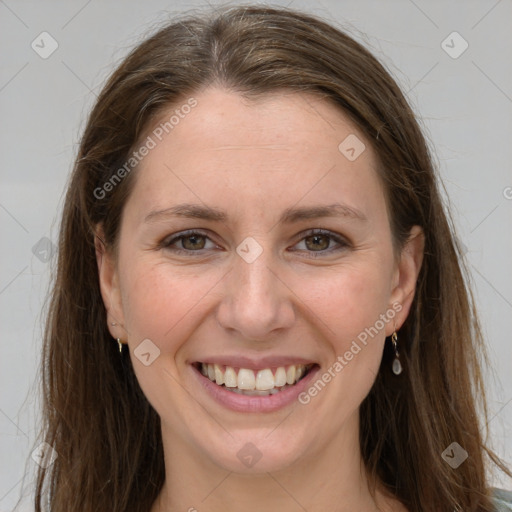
[391,331,402,375]
[117,338,123,353]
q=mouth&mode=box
[192,361,317,397]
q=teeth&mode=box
[222,384,293,396]
[255,369,274,390]
[214,364,224,385]
[274,366,287,387]
[199,362,312,393]
[237,368,255,390]
[286,365,296,385]
[224,366,237,388]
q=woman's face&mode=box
[98,87,422,474]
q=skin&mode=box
[96,87,423,512]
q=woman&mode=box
[34,5,511,512]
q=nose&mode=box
[215,246,296,341]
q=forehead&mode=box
[151,88,369,158]
[127,87,384,224]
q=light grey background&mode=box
[1,0,511,509]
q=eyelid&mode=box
[159,229,219,253]
[290,228,350,254]
[159,228,350,255]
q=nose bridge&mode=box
[216,239,295,339]
[236,248,276,304]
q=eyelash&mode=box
[159,229,350,258]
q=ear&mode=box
[95,224,127,342]
[385,225,424,336]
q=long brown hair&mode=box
[33,5,509,511]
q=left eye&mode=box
[292,230,347,254]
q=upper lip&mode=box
[192,355,317,370]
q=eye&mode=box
[159,228,349,257]
[291,229,349,256]
[160,230,218,254]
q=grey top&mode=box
[493,488,512,511]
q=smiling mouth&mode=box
[193,362,317,396]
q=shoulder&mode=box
[491,488,512,511]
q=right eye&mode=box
[160,230,219,254]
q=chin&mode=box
[198,429,309,474]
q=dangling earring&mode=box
[117,338,123,354]
[391,331,402,375]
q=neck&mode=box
[152,413,402,512]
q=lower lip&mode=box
[191,364,320,413]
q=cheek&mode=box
[286,261,393,445]
[118,261,219,419]
[302,279,389,422]
[120,261,217,342]
[305,260,393,347]
[303,260,391,398]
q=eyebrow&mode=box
[144,202,367,224]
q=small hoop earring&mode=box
[117,338,123,354]
[391,331,402,375]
